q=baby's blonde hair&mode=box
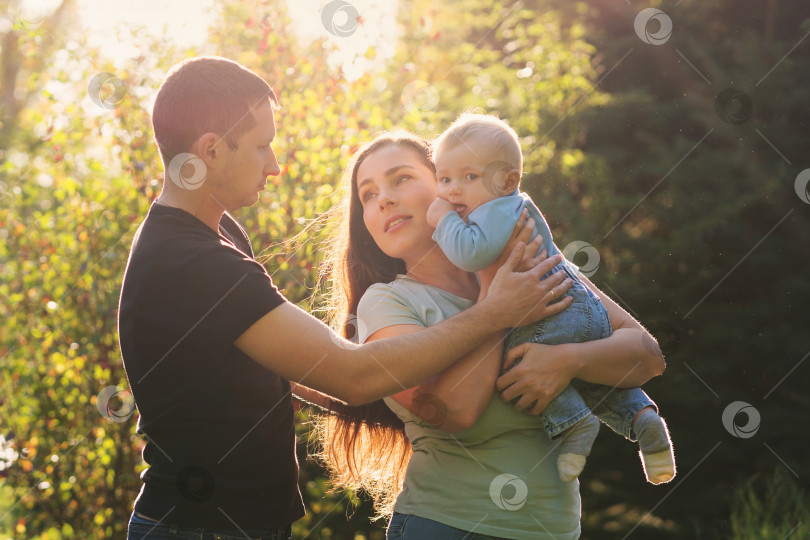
[434,112,523,175]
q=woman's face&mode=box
[356,144,438,262]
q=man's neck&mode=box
[155,189,227,232]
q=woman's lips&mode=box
[385,216,411,232]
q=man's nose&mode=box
[265,148,281,176]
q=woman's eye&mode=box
[361,192,376,202]
[396,175,410,184]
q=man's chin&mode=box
[215,191,262,213]
[237,193,261,209]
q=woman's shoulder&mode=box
[362,275,473,310]
[360,275,444,316]
[356,276,431,342]
[362,274,440,300]
[361,275,411,302]
[357,276,415,316]
[363,275,405,292]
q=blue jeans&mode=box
[387,513,511,540]
[505,263,655,440]
[127,511,292,540]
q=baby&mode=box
[426,112,676,484]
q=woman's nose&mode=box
[377,194,396,208]
[377,187,397,207]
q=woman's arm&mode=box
[495,273,665,414]
[569,272,666,383]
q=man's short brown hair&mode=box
[152,56,279,166]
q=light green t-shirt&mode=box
[357,274,581,540]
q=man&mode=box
[119,56,568,539]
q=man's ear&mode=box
[501,169,521,195]
[195,132,225,168]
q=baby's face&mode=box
[434,136,512,221]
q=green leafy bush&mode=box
[729,468,809,540]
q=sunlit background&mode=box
[1,0,809,538]
[76,0,398,75]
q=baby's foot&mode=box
[556,414,600,482]
[557,454,587,483]
[634,409,676,484]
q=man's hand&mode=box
[427,197,456,228]
[496,342,579,414]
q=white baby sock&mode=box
[634,408,676,484]
[556,414,600,482]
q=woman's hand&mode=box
[478,209,548,296]
[492,209,549,271]
[490,208,533,268]
[483,246,574,329]
[496,342,578,414]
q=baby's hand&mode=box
[426,197,456,228]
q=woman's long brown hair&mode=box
[311,131,436,519]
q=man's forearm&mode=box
[355,299,502,401]
[237,250,561,405]
[348,253,567,403]
[566,327,665,388]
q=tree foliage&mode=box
[1,0,808,538]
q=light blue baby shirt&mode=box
[432,190,570,273]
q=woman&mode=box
[309,131,664,539]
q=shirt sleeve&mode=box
[181,240,287,356]
[431,195,525,272]
[356,283,426,343]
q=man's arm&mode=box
[364,324,505,433]
[290,221,547,425]
[235,247,563,406]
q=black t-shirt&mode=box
[118,201,304,530]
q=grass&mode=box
[728,467,808,539]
